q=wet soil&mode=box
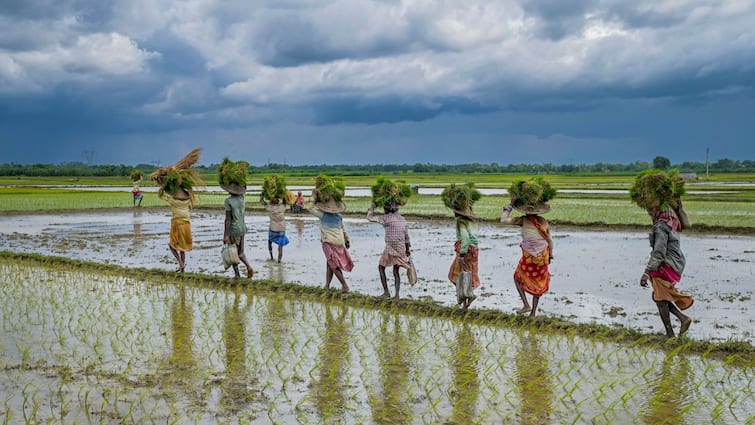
[0,210,752,343]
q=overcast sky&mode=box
[1,0,753,166]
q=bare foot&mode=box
[246,268,254,279]
[378,293,390,299]
[516,306,531,315]
[341,286,350,294]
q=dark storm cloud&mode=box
[0,0,753,165]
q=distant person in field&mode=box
[443,183,481,310]
[260,193,289,262]
[159,187,193,273]
[310,196,352,293]
[501,178,556,317]
[367,201,411,299]
[222,184,253,278]
[132,182,143,207]
[631,170,694,338]
[292,191,305,213]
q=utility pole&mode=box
[705,147,709,178]
[84,150,95,165]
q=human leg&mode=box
[277,245,283,263]
[529,295,540,317]
[514,278,531,314]
[655,301,675,337]
[333,268,349,293]
[325,265,333,290]
[169,246,183,271]
[268,240,274,260]
[378,265,390,297]
[392,265,401,299]
[667,302,692,335]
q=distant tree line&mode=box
[0,158,753,177]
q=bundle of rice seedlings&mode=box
[629,169,686,211]
[371,176,412,207]
[150,148,204,203]
[508,177,556,210]
[284,190,297,206]
[313,173,346,203]
[441,182,481,213]
[262,175,289,201]
[130,170,143,182]
[217,157,249,187]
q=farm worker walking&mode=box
[219,158,254,278]
[443,183,481,309]
[310,174,353,293]
[150,148,204,274]
[501,177,556,317]
[367,177,413,300]
[158,187,193,273]
[367,202,412,299]
[260,194,289,262]
[631,170,694,338]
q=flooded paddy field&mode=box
[0,260,752,424]
[0,210,752,344]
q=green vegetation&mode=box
[441,182,481,213]
[0,253,751,424]
[217,157,249,186]
[630,169,686,210]
[371,176,412,207]
[313,173,346,203]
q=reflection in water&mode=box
[369,313,417,424]
[220,289,254,413]
[642,355,691,425]
[163,284,206,405]
[132,210,142,237]
[448,322,480,424]
[295,219,305,243]
[312,305,350,423]
[265,260,285,283]
[514,333,554,425]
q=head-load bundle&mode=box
[371,176,412,209]
[442,182,481,218]
[508,177,556,214]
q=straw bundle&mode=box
[441,182,481,213]
[371,176,412,207]
[262,175,289,201]
[629,169,686,211]
[508,177,556,210]
[130,170,143,182]
[217,158,248,187]
[313,173,346,203]
[150,148,204,203]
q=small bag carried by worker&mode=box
[221,243,240,270]
[407,256,418,285]
[456,271,474,305]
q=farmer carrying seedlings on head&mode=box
[131,170,144,207]
[151,148,204,273]
[501,177,555,317]
[219,158,254,278]
[631,169,693,338]
[367,177,413,300]
[260,174,291,262]
[444,182,481,309]
[309,174,353,293]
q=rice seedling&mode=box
[0,255,752,423]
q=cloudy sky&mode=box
[1,0,753,166]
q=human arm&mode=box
[223,209,232,243]
[500,205,524,226]
[342,221,350,249]
[367,202,379,223]
[641,224,669,285]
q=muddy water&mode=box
[0,210,752,343]
[0,261,751,424]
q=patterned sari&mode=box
[513,216,551,296]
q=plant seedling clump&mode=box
[217,157,249,187]
[371,176,412,207]
[130,170,143,182]
[313,174,346,203]
[262,174,289,201]
[508,177,556,210]
[441,182,481,212]
[629,169,686,210]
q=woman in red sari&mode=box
[501,202,554,317]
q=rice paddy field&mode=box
[0,173,753,424]
[0,257,752,424]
